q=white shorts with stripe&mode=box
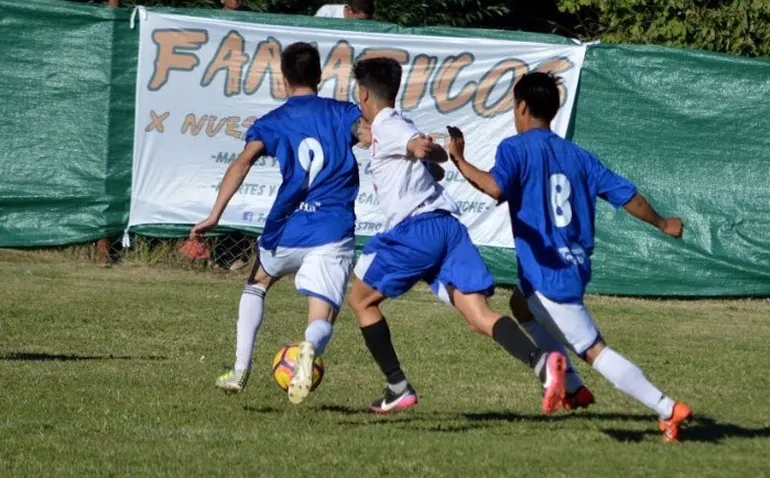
[525,290,600,355]
[258,237,355,310]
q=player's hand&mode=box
[355,119,372,147]
[445,125,465,163]
[409,134,434,159]
[661,217,684,238]
[190,215,218,240]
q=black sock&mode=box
[492,316,545,371]
[360,319,406,386]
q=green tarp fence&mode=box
[2,0,770,296]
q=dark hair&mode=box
[280,42,322,89]
[513,72,561,122]
[352,57,402,103]
[349,0,375,16]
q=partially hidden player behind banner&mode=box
[190,42,370,405]
[347,57,571,415]
[315,0,375,19]
[448,71,692,442]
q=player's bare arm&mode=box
[445,125,503,200]
[190,140,264,239]
[623,194,684,238]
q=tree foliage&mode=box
[558,0,770,58]
[114,0,770,57]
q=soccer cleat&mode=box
[659,402,692,442]
[370,384,419,414]
[287,341,315,405]
[562,386,596,411]
[215,367,250,394]
[541,352,568,414]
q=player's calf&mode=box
[587,340,690,440]
[215,263,280,394]
[451,290,566,414]
[350,279,418,413]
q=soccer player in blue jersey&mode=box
[348,58,569,415]
[449,71,692,442]
[190,42,368,404]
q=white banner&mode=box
[129,10,586,248]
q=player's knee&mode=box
[249,266,276,289]
[508,288,534,324]
[307,296,336,323]
[348,295,377,327]
[347,281,372,314]
[249,275,272,289]
[581,339,606,365]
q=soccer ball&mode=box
[272,343,325,392]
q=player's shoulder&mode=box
[563,137,597,164]
[575,141,596,159]
[316,96,358,110]
[497,134,524,155]
[499,134,521,147]
[252,105,284,127]
[378,109,416,130]
[317,98,361,124]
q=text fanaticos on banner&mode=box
[129,12,586,249]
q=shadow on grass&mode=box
[248,403,770,442]
[313,404,655,423]
[242,406,282,414]
[604,416,770,444]
[314,404,370,415]
[0,352,168,361]
[313,404,656,434]
[463,411,652,423]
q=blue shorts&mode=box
[353,211,495,300]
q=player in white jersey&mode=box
[347,57,569,414]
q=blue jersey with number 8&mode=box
[245,95,361,250]
[491,128,637,304]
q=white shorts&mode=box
[525,291,600,356]
[258,237,355,310]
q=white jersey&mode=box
[315,4,345,18]
[369,107,459,232]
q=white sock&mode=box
[521,320,584,393]
[234,283,266,372]
[304,319,333,356]
[592,347,675,418]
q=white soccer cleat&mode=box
[287,341,315,404]
[215,367,250,394]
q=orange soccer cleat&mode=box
[659,402,693,442]
[541,352,567,414]
[563,386,596,411]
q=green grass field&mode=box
[2,251,770,477]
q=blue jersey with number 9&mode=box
[244,95,361,250]
[490,128,637,304]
